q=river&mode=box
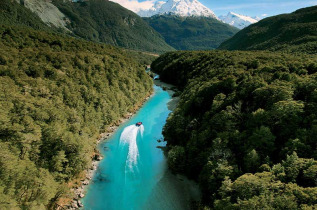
[81,85,199,210]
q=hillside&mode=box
[51,0,174,53]
[0,24,153,209]
[0,0,52,31]
[219,6,317,54]
[152,51,317,208]
[144,15,239,50]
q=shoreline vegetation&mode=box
[154,80,180,111]
[151,50,317,209]
[1,1,315,209]
[154,80,201,209]
[0,23,154,209]
[68,80,200,210]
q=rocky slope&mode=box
[15,0,69,31]
[11,0,174,53]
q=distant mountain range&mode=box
[219,6,317,54]
[136,0,260,29]
[137,0,239,50]
[10,0,314,53]
[219,12,259,29]
[138,0,218,19]
[3,0,242,52]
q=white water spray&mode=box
[120,124,144,169]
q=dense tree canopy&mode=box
[152,50,317,208]
[0,24,153,208]
[144,15,239,50]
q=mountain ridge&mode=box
[6,0,174,53]
[51,0,175,53]
[219,12,259,29]
[219,6,317,54]
[138,0,218,19]
[15,0,70,31]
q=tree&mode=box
[248,126,275,159]
[244,149,260,172]
[168,146,185,173]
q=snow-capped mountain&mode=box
[138,1,166,17]
[138,0,218,19]
[219,12,259,29]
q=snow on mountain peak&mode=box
[138,0,218,19]
[219,12,259,29]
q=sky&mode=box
[111,0,317,17]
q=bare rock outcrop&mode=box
[16,0,70,31]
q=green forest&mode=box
[219,6,317,54]
[152,50,317,209]
[144,15,239,50]
[0,24,153,209]
[1,0,317,209]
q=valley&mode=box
[0,0,316,209]
[82,85,199,210]
[144,15,239,50]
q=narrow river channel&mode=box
[82,85,199,210]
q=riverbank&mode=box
[67,81,200,209]
[61,90,154,209]
[153,80,180,111]
[153,80,201,209]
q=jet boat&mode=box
[136,122,142,127]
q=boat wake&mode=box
[119,124,144,170]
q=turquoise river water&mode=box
[82,85,197,210]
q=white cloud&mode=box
[261,14,268,17]
[110,0,155,12]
